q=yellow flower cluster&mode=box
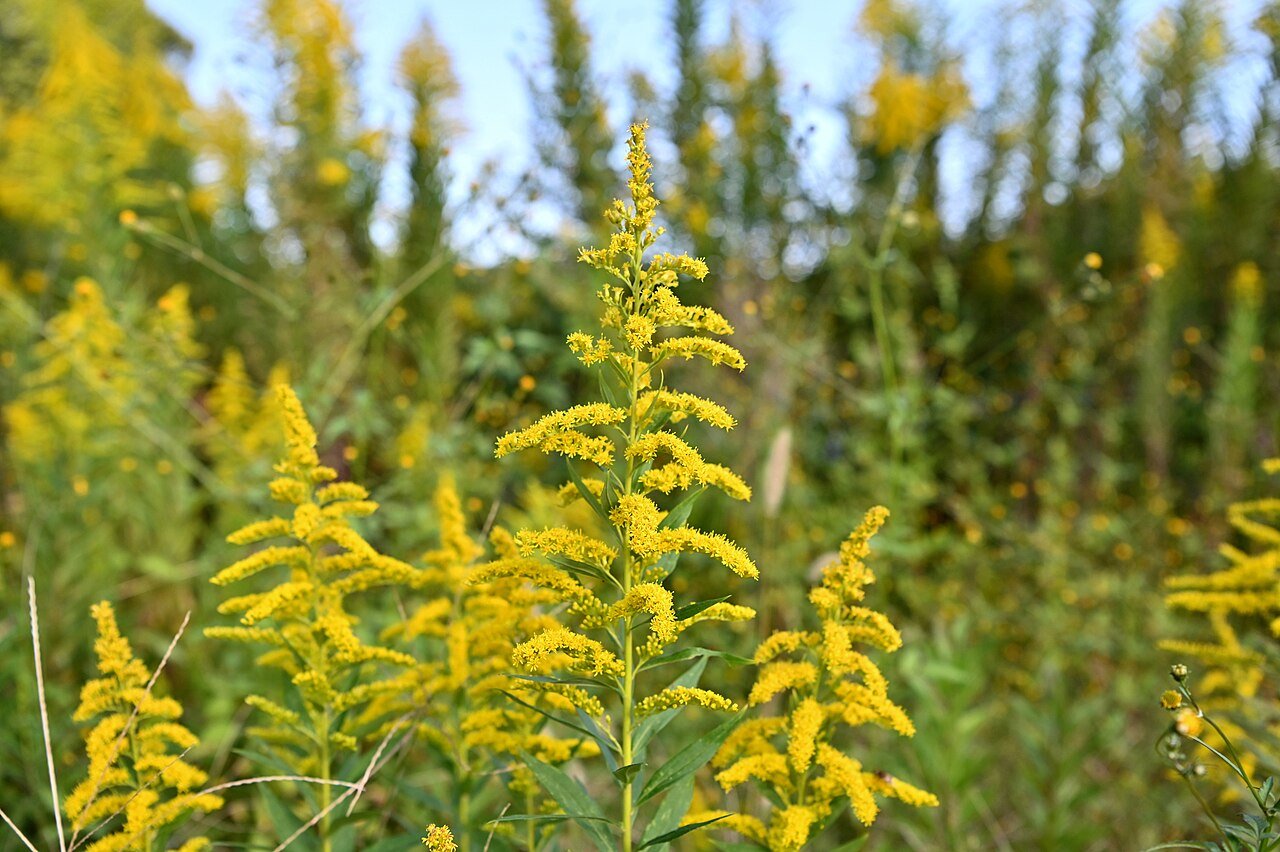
[206,385,418,775]
[202,349,291,484]
[367,479,596,820]
[1162,458,1280,703]
[5,279,136,463]
[864,59,968,154]
[706,508,936,849]
[65,602,222,852]
[491,122,754,844]
[421,824,458,851]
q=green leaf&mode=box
[547,555,622,590]
[487,814,599,825]
[258,781,303,838]
[520,752,616,851]
[613,761,645,786]
[638,814,731,848]
[638,775,695,852]
[660,488,703,530]
[575,707,621,772]
[511,672,621,697]
[650,490,703,578]
[638,647,754,673]
[638,710,746,805]
[567,459,610,525]
[500,690,599,742]
[829,837,871,852]
[674,596,731,621]
[634,657,709,759]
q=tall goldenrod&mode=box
[206,385,418,844]
[700,508,937,850]
[491,122,757,850]
[65,602,222,852]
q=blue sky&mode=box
[142,0,1269,254]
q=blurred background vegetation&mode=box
[1,0,1278,848]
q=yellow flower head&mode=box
[422,824,458,851]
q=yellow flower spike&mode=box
[715,508,936,842]
[1163,459,1280,709]
[512,628,624,678]
[787,698,824,772]
[606,583,678,647]
[487,122,757,846]
[635,686,737,717]
[65,602,223,848]
[206,385,417,817]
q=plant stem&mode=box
[318,707,332,852]
[619,244,644,852]
[459,791,472,852]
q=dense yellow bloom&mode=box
[65,603,222,851]
[422,824,458,851]
[635,686,738,717]
[207,385,418,776]
[488,123,755,843]
[1162,458,1280,703]
[0,3,189,225]
[712,509,936,847]
[864,58,968,154]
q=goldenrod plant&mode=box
[371,479,595,850]
[65,601,222,852]
[699,508,936,849]
[490,122,757,850]
[1161,457,1280,706]
[206,385,418,844]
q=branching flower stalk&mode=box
[1159,665,1280,851]
[491,122,758,850]
[700,508,937,850]
[206,385,419,849]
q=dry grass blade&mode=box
[344,713,413,816]
[198,775,360,797]
[274,724,416,851]
[70,746,194,851]
[28,577,68,852]
[0,804,40,852]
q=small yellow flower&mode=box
[421,825,457,851]
[518,374,537,392]
[317,156,351,186]
[1160,690,1182,710]
[1083,252,1102,269]
[0,531,15,548]
[1174,708,1203,738]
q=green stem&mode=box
[618,241,645,852]
[459,791,472,852]
[319,706,332,852]
[1181,772,1229,846]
